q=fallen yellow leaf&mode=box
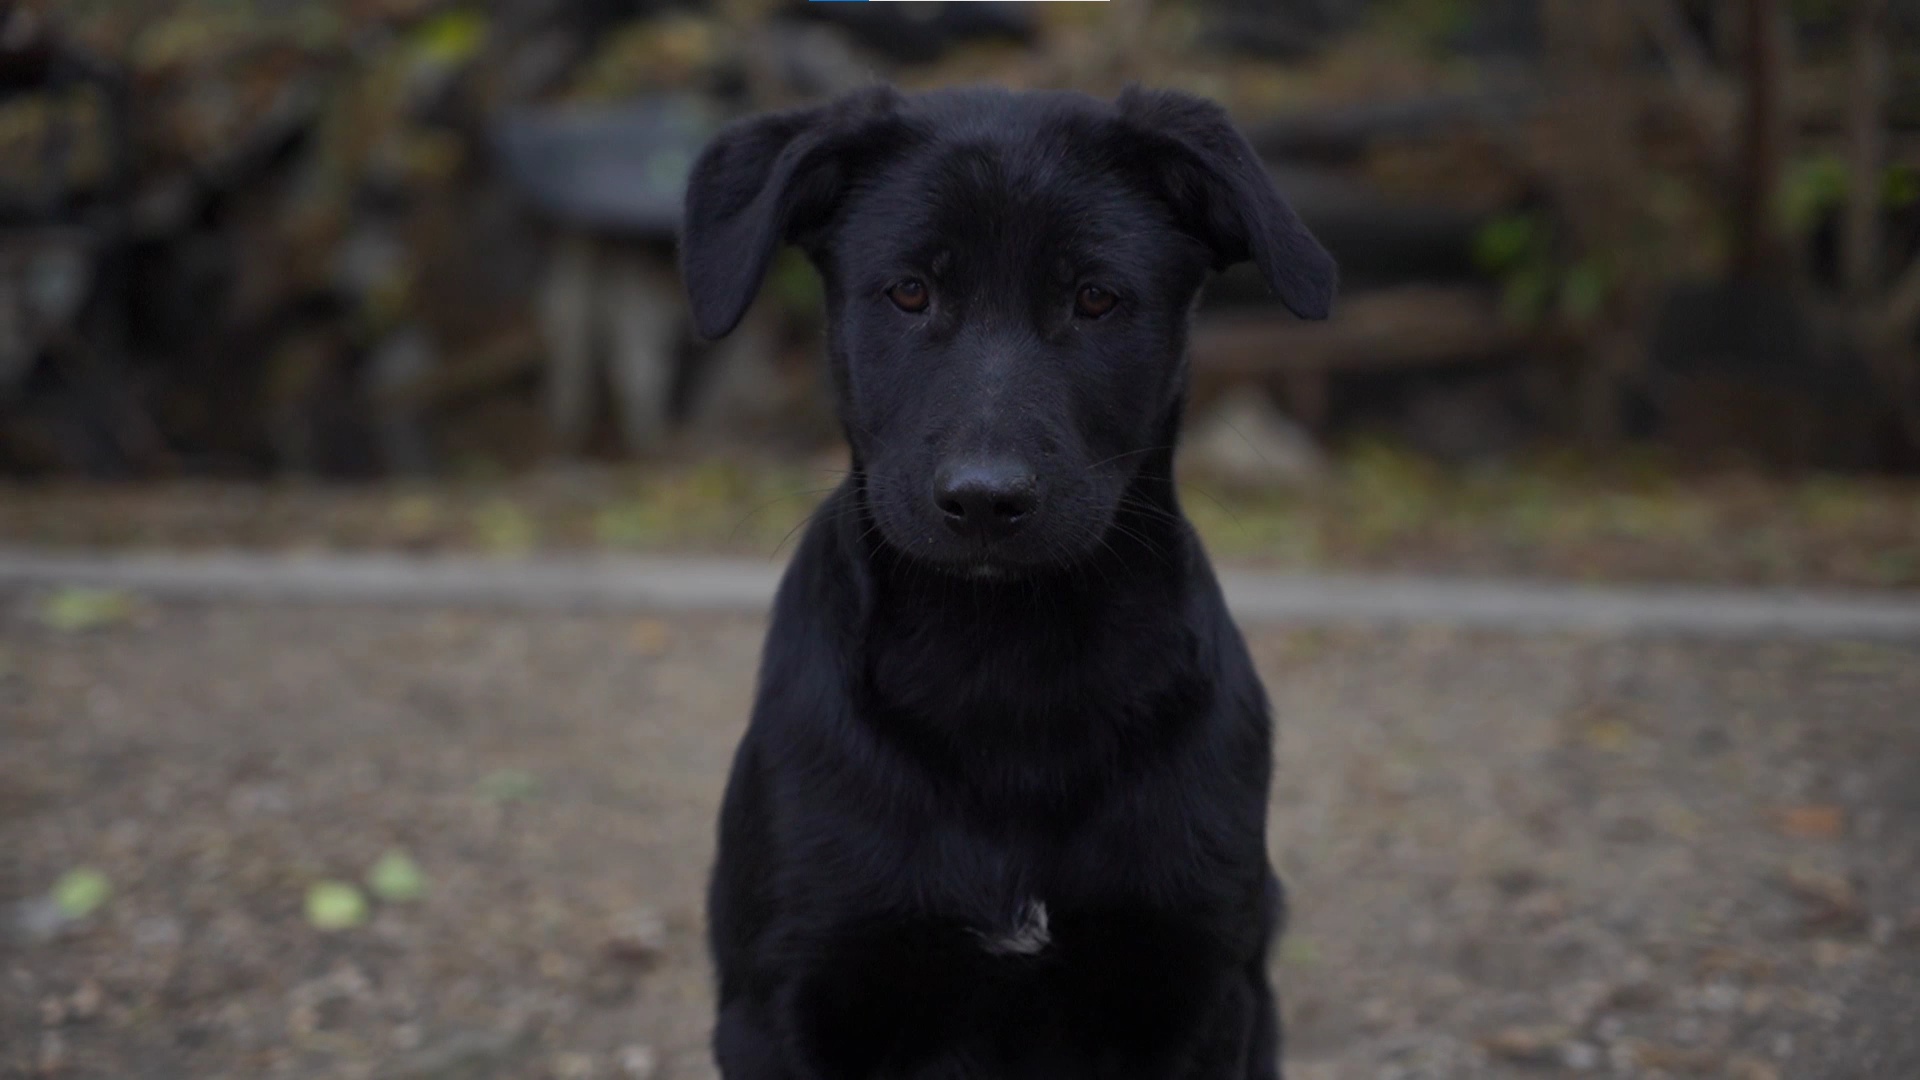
[628,619,673,657]
[1582,719,1633,752]
[1775,805,1845,839]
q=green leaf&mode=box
[473,499,535,555]
[52,868,111,920]
[1559,260,1610,324]
[1778,154,1850,235]
[594,501,666,549]
[1883,167,1919,209]
[39,588,134,632]
[305,882,369,931]
[411,10,488,66]
[388,494,441,535]
[1500,267,1555,327]
[1776,158,1917,229]
[1280,936,1319,968]
[768,248,825,316]
[1370,0,1478,53]
[1472,214,1542,274]
[367,850,428,903]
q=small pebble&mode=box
[67,981,101,1021]
[1701,980,1741,1013]
[11,897,66,944]
[380,1029,527,1080]
[37,1030,66,1074]
[1561,1041,1599,1071]
[617,1045,657,1080]
[1729,1055,1782,1080]
[606,908,669,966]
[132,916,183,951]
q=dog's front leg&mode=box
[1165,971,1269,1080]
[1183,884,1287,1079]
[1240,879,1286,1080]
[714,999,799,1080]
[1245,871,1287,1080]
[715,986,882,1080]
[769,970,903,1080]
[1241,965,1282,1080]
[717,991,894,1080]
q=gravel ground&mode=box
[3,595,1918,1079]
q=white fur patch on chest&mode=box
[977,898,1050,957]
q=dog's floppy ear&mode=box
[680,86,902,340]
[1116,86,1336,320]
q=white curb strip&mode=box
[3,549,1919,639]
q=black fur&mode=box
[681,85,1335,1080]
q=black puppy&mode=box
[680,85,1335,1079]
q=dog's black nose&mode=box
[934,459,1038,540]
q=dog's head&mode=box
[681,86,1334,578]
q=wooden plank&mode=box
[1189,285,1529,376]
[371,328,543,412]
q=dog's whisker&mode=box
[1114,494,1189,527]
[1081,444,1174,474]
[1179,482,1247,533]
[1102,520,1174,573]
[725,487,844,550]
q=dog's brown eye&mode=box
[887,279,930,313]
[1075,285,1117,319]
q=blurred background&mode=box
[0,0,1917,582]
[5,2,1920,1079]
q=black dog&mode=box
[680,84,1335,1079]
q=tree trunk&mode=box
[1842,0,1888,300]
[1542,0,1638,443]
[1731,0,1792,281]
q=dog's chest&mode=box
[831,821,1214,965]
[975,896,1051,956]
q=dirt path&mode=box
[4,596,1917,1079]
